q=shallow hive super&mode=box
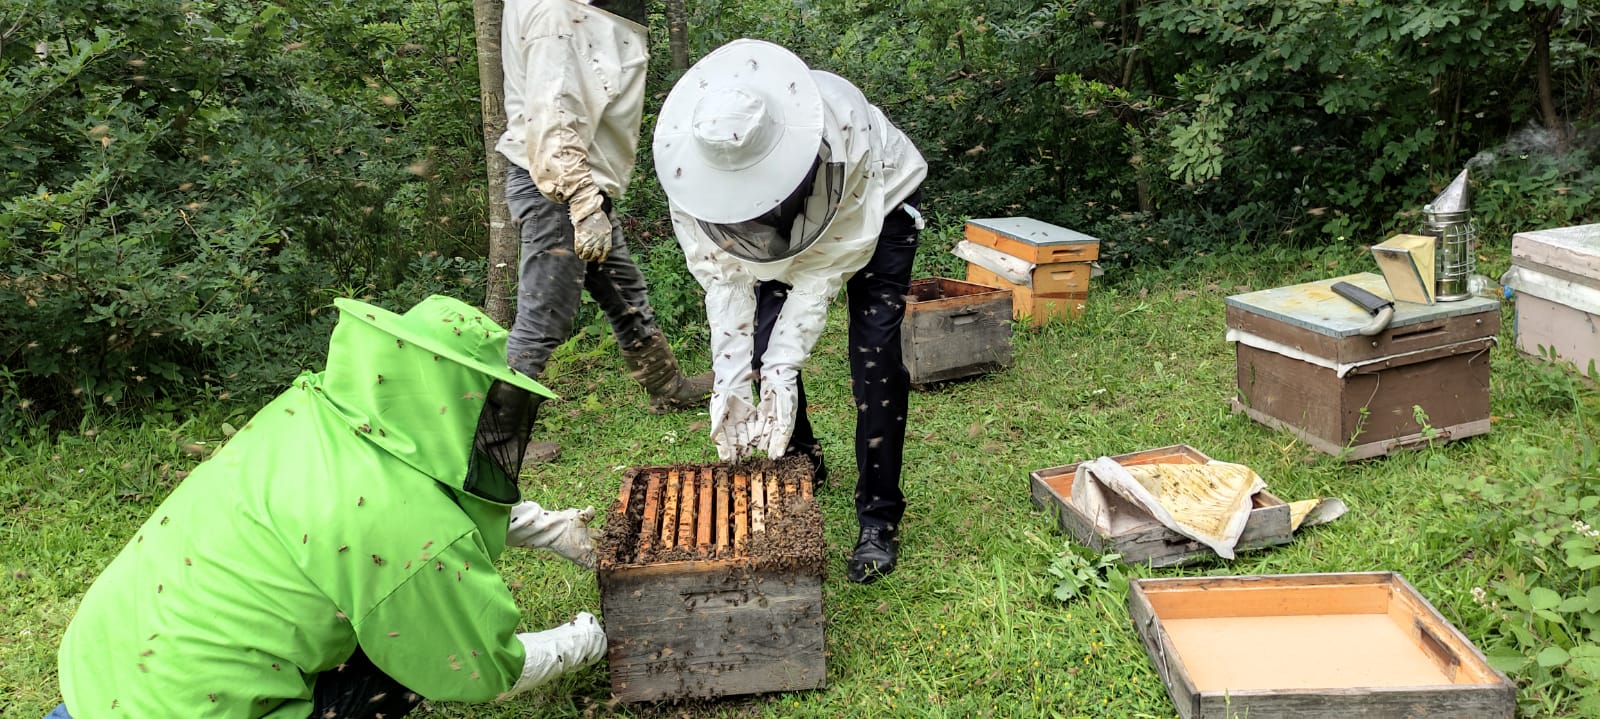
[596,457,824,702]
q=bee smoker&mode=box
[1423,169,1477,302]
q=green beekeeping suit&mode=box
[56,295,593,718]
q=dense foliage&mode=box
[5,2,1600,714]
[682,0,1600,263]
[1,0,488,429]
[4,0,1599,430]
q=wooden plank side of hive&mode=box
[599,563,826,702]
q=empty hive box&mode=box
[1503,223,1600,377]
[596,457,824,702]
[1130,572,1515,718]
[962,217,1100,326]
[901,277,1014,387]
[1226,273,1498,460]
[1028,445,1291,567]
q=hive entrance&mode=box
[599,457,820,570]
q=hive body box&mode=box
[1503,223,1600,377]
[901,277,1014,386]
[1130,572,1515,718]
[597,461,824,702]
[964,217,1099,325]
[1226,273,1498,460]
[1028,445,1292,567]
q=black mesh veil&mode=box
[695,141,844,264]
[465,380,538,504]
[589,0,648,26]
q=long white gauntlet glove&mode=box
[756,289,829,457]
[756,370,800,458]
[568,183,612,264]
[507,502,599,569]
[705,280,761,461]
[503,612,607,697]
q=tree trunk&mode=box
[1532,7,1567,153]
[473,0,518,326]
[666,0,689,71]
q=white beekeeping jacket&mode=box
[496,0,647,204]
[672,70,928,425]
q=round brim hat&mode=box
[334,296,556,400]
[653,39,824,224]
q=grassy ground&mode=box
[3,241,1598,718]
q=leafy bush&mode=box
[673,0,1600,263]
[0,0,488,429]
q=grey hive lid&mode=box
[1225,273,1499,338]
[1425,169,1472,214]
[1512,223,1600,258]
[967,217,1100,246]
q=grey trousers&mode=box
[504,166,661,378]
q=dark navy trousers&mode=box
[753,192,921,530]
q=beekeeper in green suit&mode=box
[49,295,606,719]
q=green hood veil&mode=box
[58,296,558,717]
[321,297,555,546]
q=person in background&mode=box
[49,295,606,719]
[495,0,709,461]
[653,39,928,584]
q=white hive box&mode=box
[1503,223,1600,377]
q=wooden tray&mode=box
[1028,445,1291,567]
[1130,572,1515,718]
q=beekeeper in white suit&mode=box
[495,0,709,462]
[654,39,928,584]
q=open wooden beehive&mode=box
[1029,445,1292,567]
[596,457,825,702]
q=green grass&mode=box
[4,241,1598,718]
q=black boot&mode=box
[847,525,899,584]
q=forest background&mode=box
[5,0,1599,430]
[4,0,1600,716]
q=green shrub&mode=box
[0,0,489,429]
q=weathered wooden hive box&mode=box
[1503,223,1600,377]
[1226,272,1498,460]
[596,458,824,702]
[1028,445,1291,567]
[963,217,1099,326]
[901,277,1014,387]
[1130,572,1515,718]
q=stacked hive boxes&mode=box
[1502,223,1600,377]
[961,217,1101,326]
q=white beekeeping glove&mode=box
[705,280,762,461]
[756,288,829,457]
[507,502,599,569]
[502,612,607,697]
